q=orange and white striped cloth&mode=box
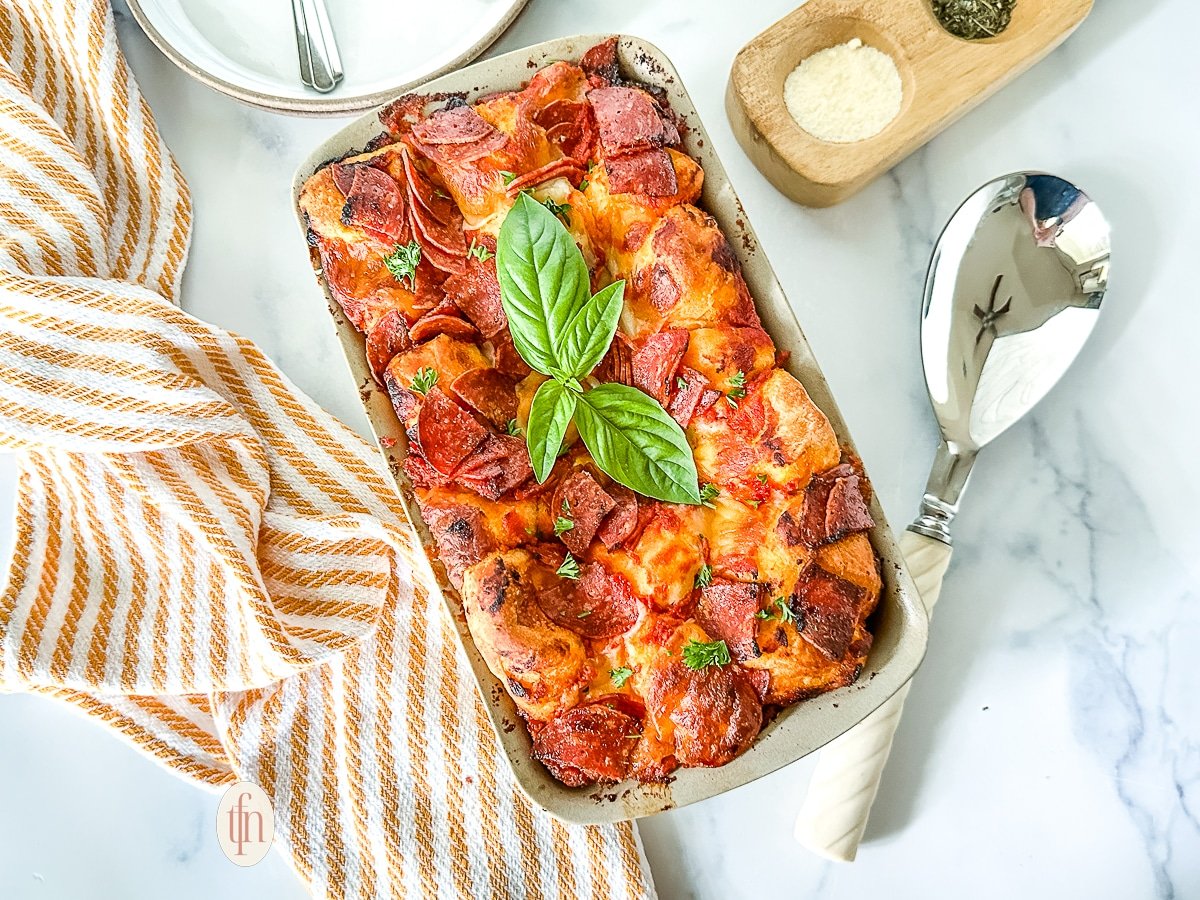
[0,1,656,897]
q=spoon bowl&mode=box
[912,172,1111,541]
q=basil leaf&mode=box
[526,379,577,483]
[573,383,701,504]
[557,280,624,378]
[496,193,591,377]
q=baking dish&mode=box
[291,33,928,824]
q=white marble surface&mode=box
[1,0,1198,897]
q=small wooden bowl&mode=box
[726,0,1093,207]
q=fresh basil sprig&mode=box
[496,193,701,504]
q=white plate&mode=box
[126,0,529,115]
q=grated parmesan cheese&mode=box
[783,38,903,143]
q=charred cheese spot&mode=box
[624,205,760,338]
[642,622,762,767]
[584,149,704,274]
[704,494,810,593]
[682,326,776,392]
[593,505,706,612]
[689,369,840,495]
[460,550,588,721]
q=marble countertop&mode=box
[1,0,1197,897]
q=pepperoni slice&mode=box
[412,105,501,145]
[632,329,689,404]
[402,149,460,226]
[793,565,870,660]
[825,472,874,541]
[587,86,678,152]
[452,433,533,500]
[416,385,489,475]
[403,453,451,490]
[553,470,616,556]
[604,147,679,196]
[379,92,437,138]
[451,367,518,429]
[443,257,506,339]
[490,332,533,378]
[365,309,413,384]
[580,37,621,86]
[504,158,585,197]
[741,667,770,702]
[667,365,707,427]
[408,314,479,344]
[405,300,480,345]
[594,332,634,386]
[400,148,466,274]
[532,702,638,786]
[535,558,639,639]
[645,659,761,768]
[799,463,874,545]
[696,579,766,663]
[596,483,638,549]
[331,162,409,244]
[382,362,422,425]
[420,501,495,589]
[696,388,722,415]
[533,100,597,164]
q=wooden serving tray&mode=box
[726,0,1094,206]
[293,34,928,824]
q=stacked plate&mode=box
[127,0,529,115]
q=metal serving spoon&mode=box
[794,172,1111,860]
[291,0,344,93]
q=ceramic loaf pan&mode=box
[292,34,929,825]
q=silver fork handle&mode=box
[291,0,344,93]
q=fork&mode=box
[291,0,344,93]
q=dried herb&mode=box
[932,0,1016,40]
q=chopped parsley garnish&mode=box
[774,596,797,624]
[699,483,720,508]
[676,376,688,391]
[505,418,522,436]
[756,597,797,624]
[693,563,713,589]
[578,177,589,192]
[609,666,633,688]
[467,239,494,262]
[541,197,572,225]
[410,367,438,396]
[682,639,731,670]
[383,240,422,289]
[756,473,768,484]
[556,553,581,580]
[726,370,747,407]
[561,498,572,516]
[553,516,575,536]
[576,609,592,618]
[500,170,517,186]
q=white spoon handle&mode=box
[793,529,952,861]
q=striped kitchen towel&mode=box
[0,1,655,897]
